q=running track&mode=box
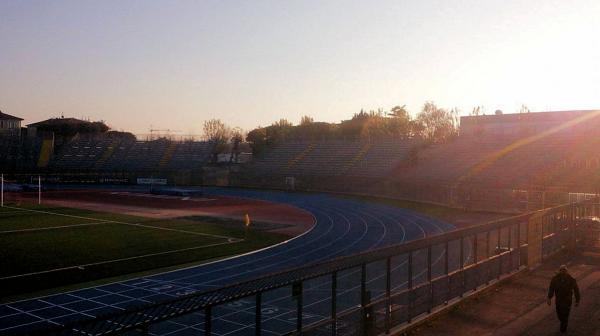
[0,188,455,335]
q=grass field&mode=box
[0,205,289,299]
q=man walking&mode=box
[547,265,581,333]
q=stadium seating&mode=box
[247,139,418,178]
[395,136,517,185]
[465,132,600,190]
[103,139,169,171]
[392,125,600,192]
[243,123,600,196]
[6,112,600,196]
[249,142,312,175]
[165,141,214,170]
[347,139,417,177]
[48,135,214,173]
[50,135,115,170]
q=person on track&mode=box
[547,265,580,333]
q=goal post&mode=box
[38,175,41,205]
[0,174,45,207]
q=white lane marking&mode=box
[0,240,239,281]
[2,205,237,240]
[0,221,112,234]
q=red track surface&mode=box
[13,190,315,236]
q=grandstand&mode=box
[238,110,600,210]
[164,140,215,170]
[3,110,600,207]
[393,136,516,185]
[49,135,115,171]
[45,135,216,174]
[395,111,600,193]
[246,139,418,178]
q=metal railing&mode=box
[30,199,599,336]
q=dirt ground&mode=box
[13,190,316,236]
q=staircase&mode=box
[37,138,54,168]
[342,143,372,174]
[94,139,119,169]
[285,143,315,170]
[159,142,178,169]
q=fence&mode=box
[28,199,599,336]
[233,172,595,214]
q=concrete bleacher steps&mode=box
[342,142,372,174]
[285,143,315,170]
[166,142,213,170]
[159,141,178,169]
[93,138,119,170]
[247,140,419,180]
[43,136,214,173]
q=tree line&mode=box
[241,102,459,155]
[203,102,459,155]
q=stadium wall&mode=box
[229,171,588,214]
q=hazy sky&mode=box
[1,0,599,135]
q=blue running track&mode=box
[0,188,454,335]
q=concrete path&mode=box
[406,250,600,336]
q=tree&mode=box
[246,127,267,155]
[203,119,230,144]
[36,119,109,138]
[360,113,387,140]
[415,102,459,143]
[203,119,230,162]
[106,130,136,141]
[300,116,314,126]
[267,119,293,143]
[294,120,334,141]
[273,118,293,128]
[338,109,382,140]
[388,105,409,119]
[229,127,244,163]
[387,105,412,139]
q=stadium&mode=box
[3,2,600,335]
[1,107,600,336]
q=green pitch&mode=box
[0,205,288,299]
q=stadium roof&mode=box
[0,111,24,121]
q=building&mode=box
[460,110,600,137]
[0,111,23,135]
[27,117,108,138]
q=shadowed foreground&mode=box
[406,248,600,336]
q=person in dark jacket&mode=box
[547,265,580,333]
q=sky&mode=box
[1,0,599,136]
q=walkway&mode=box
[406,248,600,336]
